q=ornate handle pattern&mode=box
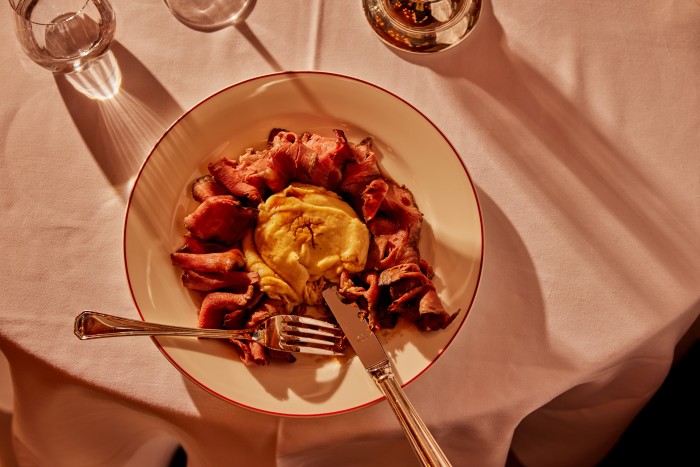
[74,311,248,340]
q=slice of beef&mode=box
[290,132,319,184]
[246,298,288,328]
[170,248,245,274]
[419,258,434,278]
[360,178,389,222]
[305,130,354,191]
[378,263,454,330]
[268,131,317,185]
[248,342,268,364]
[265,146,295,192]
[366,217,410,270]
[222,308,247,330]
[191,175,230,202]
[197,288,256,329]
[417,289,458,331]
[338,270,382,331]
[199,287,265,372]
[267,128,295,147]
[339,138,382,201]
[387,284,431,315]
[229,339,269,366]
[378,263,428,288]
[226,296,289,366]
[181,270,259,292]
[183,195,257,245]
[208,156,266,204]
[178,233,231,255]
[366,181,423,269]
[267,130,354,192]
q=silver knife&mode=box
[322,287,452,467]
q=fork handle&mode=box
[74,311,250,340]
[371,364,452,467]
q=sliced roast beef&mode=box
[305,130,354,191]
[360,178,389,222]
[366,181,423,269]
[339,138,381,199]
[264,148,295,192]
[227,297,289,366]
[338,270,383,330]
[183,195,257,245]
[208,156,266,204]
[246,298,288,327]
[180,233,230,254]
[197,288,256,329]
[417,289,457,331]
[181,270,259,292]
[366,217,413,269]
[170,248,245,274]
[191,175,230,202]
[248,342,268,364]
[268,128,295,146]
[378,263,428,287]
[229,339,269,366]
[267,130,354,192]
[222,307,247,330]
[268,131,312,182]
[377,263,453,330]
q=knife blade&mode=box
[322,287,452,467]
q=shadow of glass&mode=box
[399,0,697,292]
[55,41,184,201]
[234,21,282,71]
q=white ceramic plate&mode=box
[124,72,483,417]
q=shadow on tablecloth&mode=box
[54,41,184,201]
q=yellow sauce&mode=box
[243,183,369,307]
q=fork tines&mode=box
[279,315,345,356]
[281,315,340,329]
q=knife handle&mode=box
[371,364,452,467]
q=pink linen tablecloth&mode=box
[1,1,698,466]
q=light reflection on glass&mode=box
[63,50,122,100]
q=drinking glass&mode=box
[362,0,481,53]
[163,0,253,32]
[8,0,116,73]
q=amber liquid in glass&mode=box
[363,0,480,53]
[386,0,446,28]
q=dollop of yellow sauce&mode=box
[243,183,369,308]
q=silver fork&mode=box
[74,311,345,356]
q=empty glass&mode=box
[163,0,253,32]
[8,0,116,73]
[362,0,481,53]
